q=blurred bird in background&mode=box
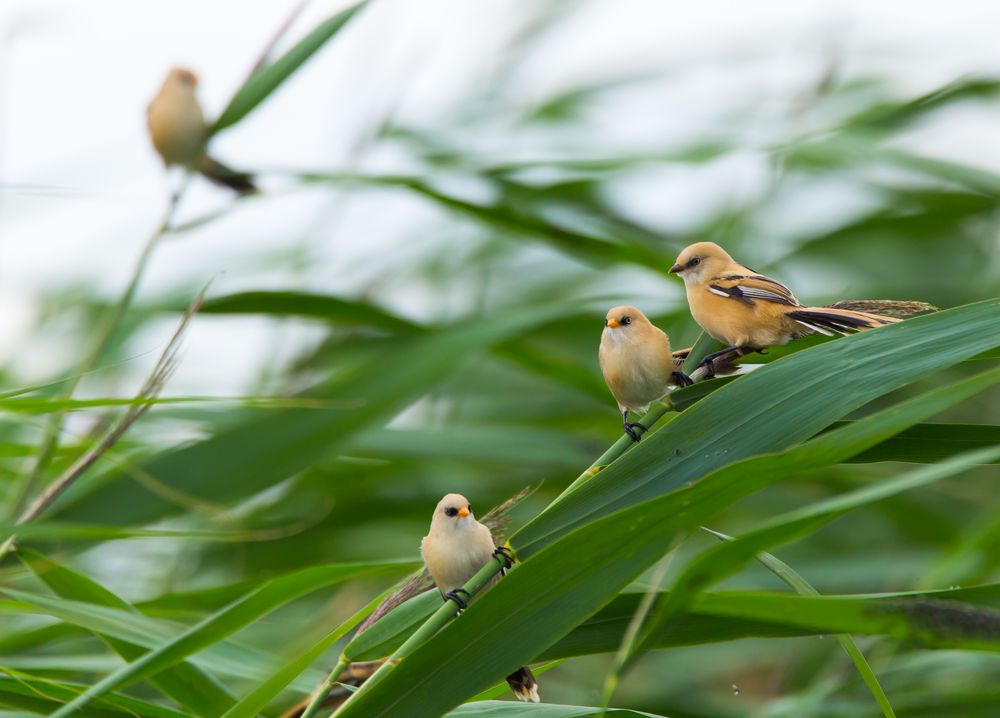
[599,305,692,442]
[669,242,901,376]
[147,67,257,194]
[422,493,539,703]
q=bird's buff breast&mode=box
[422,531,494,595]
[600,334,673,410]
[148,95,206,166]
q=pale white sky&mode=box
[2,0,999,394]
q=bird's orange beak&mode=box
[606,319,619,328]
[458,507,470,518]
[668,262,684,274]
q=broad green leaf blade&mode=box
[547,583,1000,658]
[45,562,412,718]
[695,590,1000,650]
[445,702,665,717]
[666,376,735,411]
[199,291,423,334]
[345,426,591,467]
[640,444,1000,653]
[335,362,1000,718]
[19,548,235,717]
[0,674,193,718]
[537,592,813,659]
[517,298,1000,555]
[49,306,570,527]
[212,3,366,133]
[0,588,319,688]
[342,585,804,666]
[845,422,1000,464]
[397,179,666,271]
[0,623,83,653]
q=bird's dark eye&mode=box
[445,507,458,517]
[467,504,472,513]
[688,257,701,267]
[621,316,631,325]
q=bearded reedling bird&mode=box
[146,67,257,194]
[668,242,899,376]
[599,306,693,442]
[421,493,539,703]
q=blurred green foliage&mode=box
[2,3,1000,718]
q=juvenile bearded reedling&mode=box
[669,242,899,376]
[421,493,540,703]
[599,306,692,442]
[146,67,257,194]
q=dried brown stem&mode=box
[0,291,204,561]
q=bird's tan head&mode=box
[168,67,199,89]
[603,305,650,331]
[668,242,733,283]
[432,493,475,529]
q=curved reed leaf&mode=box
[212,3,367,133]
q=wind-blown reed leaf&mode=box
[199,291,422,334]
[844,422,1000,464]
[637,445,1000,656]
[345,426,591,467]
[0,588,320,688]
[445,702,665,717]
[19,548,234,717]
[0,675,193,718]
[549,583,1000,655]
[212,3,366,133]
[695,590,1000,650]
[48,306,571,527]
[44,561,412,718]
[304,174,667,270]
[516,298,1000,555]
[842,77,1000,132]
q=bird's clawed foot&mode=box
[624,422,646,442]
[446,588,471,610]
[697,345,742,379]
[493,545,515,571]
[672,371,694,387]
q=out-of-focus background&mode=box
[2,0,1000,716]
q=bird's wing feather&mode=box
[708,273,800,307]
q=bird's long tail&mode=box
[198,155,258,195]
[824,299,937,319]
[506,665,540,702]
[787,307,898,337]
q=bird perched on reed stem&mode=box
[421,493,539,703]
[147,67,257,194]
[599,305,692,442]
[669,242,899,376]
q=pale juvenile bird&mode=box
[599,305,692,442]
[669,242,898,375]
[147,67,257,194]
[421,493,539,703]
